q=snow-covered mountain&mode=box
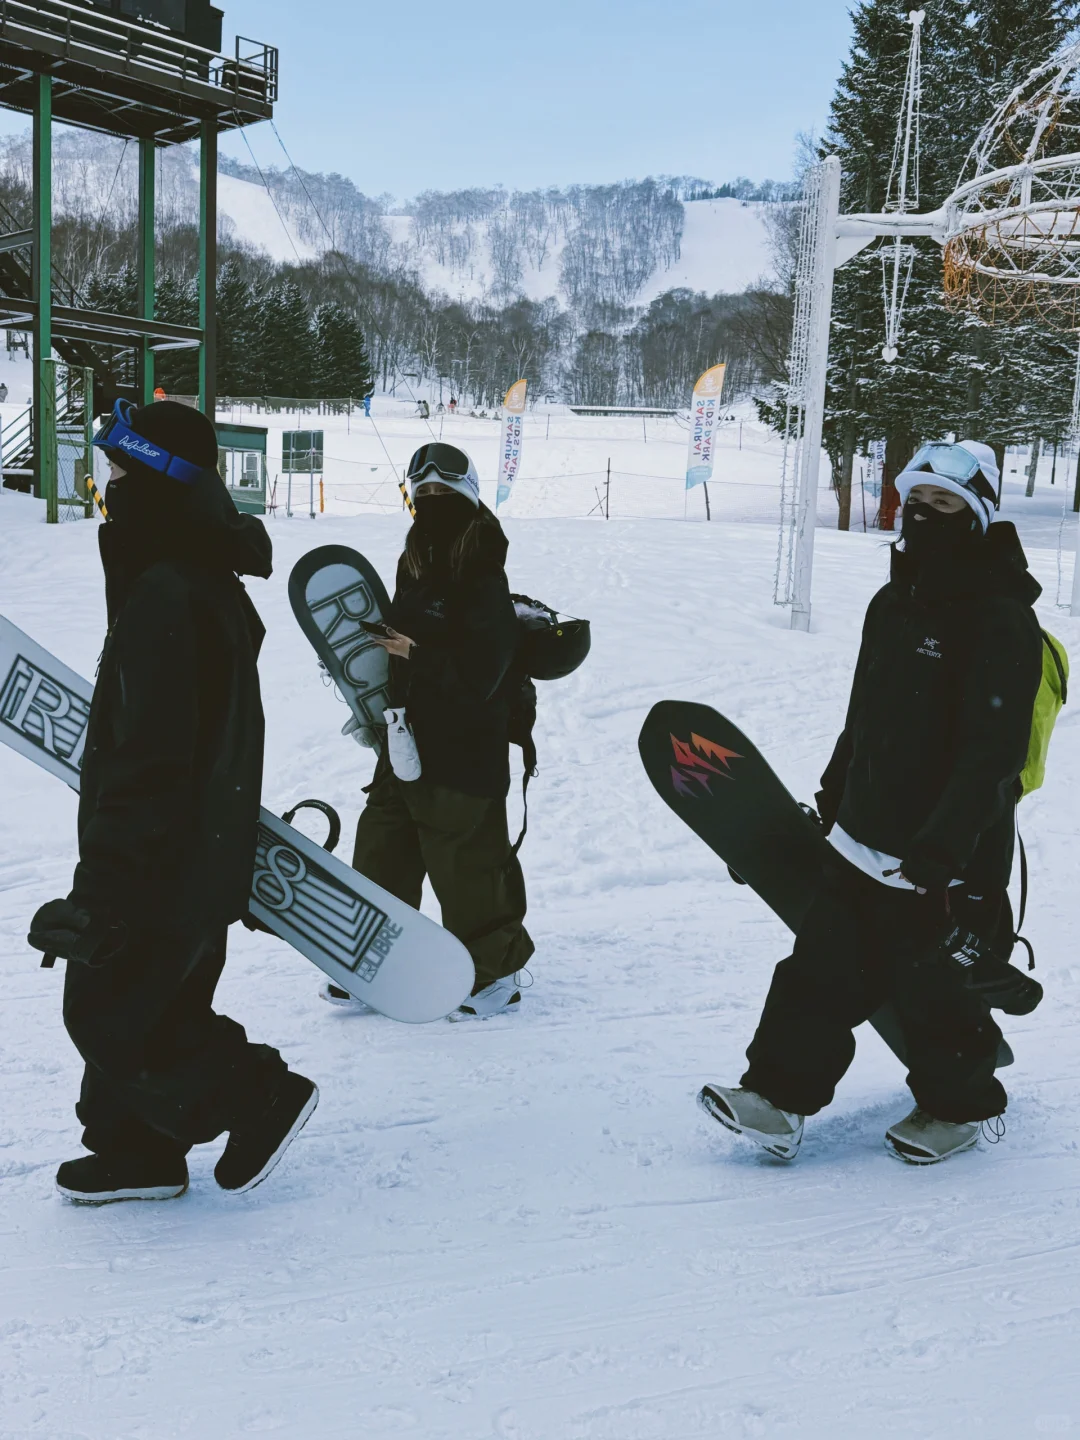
[0,131,778,309]
[381,198,774,308]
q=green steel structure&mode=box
[0,0,279,511]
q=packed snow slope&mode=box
[1,494,1078,1439]
[383,197,773,306]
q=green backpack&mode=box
[1018,630,1069,797]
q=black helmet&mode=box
[512,595,591,681]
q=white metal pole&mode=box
[1069,341,1080,617]
[790,156,842,633]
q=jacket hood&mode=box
[890,519,1041,606]
[100,463,272,617]
[400,500,508,585]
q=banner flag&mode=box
[685,363,726,490]
[497,378,528,508]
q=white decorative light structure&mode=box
[779,28,1080,629]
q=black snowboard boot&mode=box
[56,1154,189,1204]
[215,1071,319,1195]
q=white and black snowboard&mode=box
[0,615,475,1023]
[288,545,394,747]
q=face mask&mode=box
[900,500,981,568]
[412,493,476,545]
[104,466,158,525]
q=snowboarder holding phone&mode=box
[322,442,534,1020]
[699,441,1044,1165]
[28,400,318,1204]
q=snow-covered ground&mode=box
[1,474,1079,1438]
[223,401,835,528]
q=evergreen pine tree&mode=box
[252,279,316,398]
[823,0,981,527]
[216,259,257,398]
[152,271,198,396]
[822,0,1080,527]
[950,0,1080,472]
[312,302,374,398]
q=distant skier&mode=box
[28,400,318,1204]
[363,393,372,418]
[322,442,534,1019]
[700,441,1043,1165]
[448,397,457,415]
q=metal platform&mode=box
[0,0,276,142]
[0,1,280,506]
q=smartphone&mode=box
[359,619,393,638]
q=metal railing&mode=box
[0,0,278,105]
[1,404,32,474]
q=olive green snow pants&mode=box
[352,769,534,991]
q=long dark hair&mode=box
[402,500,506,582]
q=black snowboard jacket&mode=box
[818,523,1043,890]
[71,469,272,939]
[387,521,518,800]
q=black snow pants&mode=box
[352,769,534,992]
[63,928,286,1163]
[741,855,1007,1123]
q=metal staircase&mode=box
[0,195,134,491]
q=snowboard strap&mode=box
[281,799,343,855]
[1013,819,1036,972]
[510,735,538,859]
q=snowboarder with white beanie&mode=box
[323,443,534,1020]
[700,440,1044,1164]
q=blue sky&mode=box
[0,1,855,199]
[217,0,854,199]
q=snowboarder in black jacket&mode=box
[700,440,1044,1165]
[323,443,534,1020]
[28,400,317,1203]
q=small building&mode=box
[217,420,267,515]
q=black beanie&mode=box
[127,400,220,469]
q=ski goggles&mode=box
[905,442,995,498]
[92,399,204,485]
[406,443,475,486]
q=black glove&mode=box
[800,802,824,831]
[28,898,127,969]
[813,789,839,837]
[940,889,1043,1016]
[896,846,956,893]
[241,909,275,936]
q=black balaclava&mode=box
[412,491,476,549]
[900,498,983,571]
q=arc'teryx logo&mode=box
[917,636,942,659]
[670,732,743,798]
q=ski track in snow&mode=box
[1,496,1079,1439]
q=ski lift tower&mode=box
[0,0,279,502]
[777,16,1080,626]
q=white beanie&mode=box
[895,440,999,532]
[407,449,480,508]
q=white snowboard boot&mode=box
[885,1107,981,1165]
[698,1084,804,1161]
[448,975,522,1021]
